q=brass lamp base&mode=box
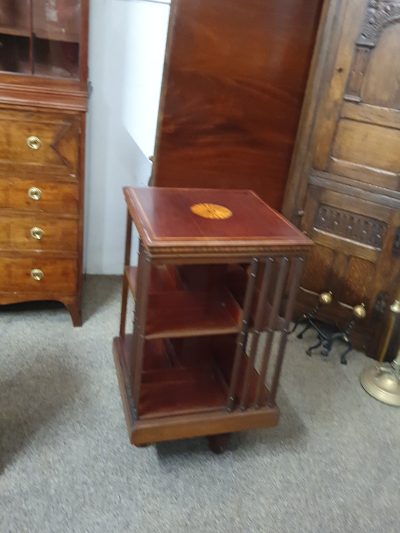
[360,359,400,407]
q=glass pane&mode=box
[0,1,31,74]
[0,34,30,73]
[0,1,30,35]
[32,0,81,78]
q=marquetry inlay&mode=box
[190,203,233,220]
[314,205,387,248]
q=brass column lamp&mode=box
[360,300,400,406]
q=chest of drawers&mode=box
[0,106,85,325]
[0,0,89,325]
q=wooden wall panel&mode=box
[152,0,323,210]
[302,245,334,293]
[362,24,400,108]
[332,120,400,173]
[341,257,375,304]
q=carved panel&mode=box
[346,1,400,101]
[362,24,400,107]
[357,0,400,48]
[314,205,387,248]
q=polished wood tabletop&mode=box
[124,187,312,257]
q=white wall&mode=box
[85,0,170,274]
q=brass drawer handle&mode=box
[28,187,42,201]
[27,136,42,150]
[31,269,44,281]
[31,227,44,240]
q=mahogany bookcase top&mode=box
[124,187,312,259]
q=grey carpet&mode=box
[1,276,399,533]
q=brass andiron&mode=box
[291,290,333,338]
[291,290,367,364]
[306,303,367,365]
[361,300,400,406]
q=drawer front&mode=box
[0,177,79,214]
[0,108,80,177]
[0,257,78,294]
[0,215,78,252]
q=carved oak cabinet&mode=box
[0,0,88,326]
[283,0,400,357]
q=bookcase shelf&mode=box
[125,265,184,296]
[0,27,79,41]
[114,333,271,423]
[114,187,312,451]
[126,265,241,339]
[0,26,30,37]
[116,335,227,419]
[145,289,241,339]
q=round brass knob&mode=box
[353,303,367,320]
[28,187,42,201]
[26,136,42,150]
[31,269,44,281]
[319,291,333,305]
[30,227,44,240]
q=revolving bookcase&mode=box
[113,187,312,451]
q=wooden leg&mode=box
[207,433,231,454]
[120,209,132,337]
[65,300,82,327]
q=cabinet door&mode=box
[32,0,81,78]
[0,1,30,74]
[283,0,400,356]
[313,0,400,187]
[0,0,87,80]
[0,0,30,30]
[301,180,400,335]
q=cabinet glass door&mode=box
[0,0,82,78]
[0,1,31,74]
[32,0,81,78]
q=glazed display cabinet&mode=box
[0,0,89,325]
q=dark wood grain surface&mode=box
[124,187,312,255]
[152,0,323,210]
